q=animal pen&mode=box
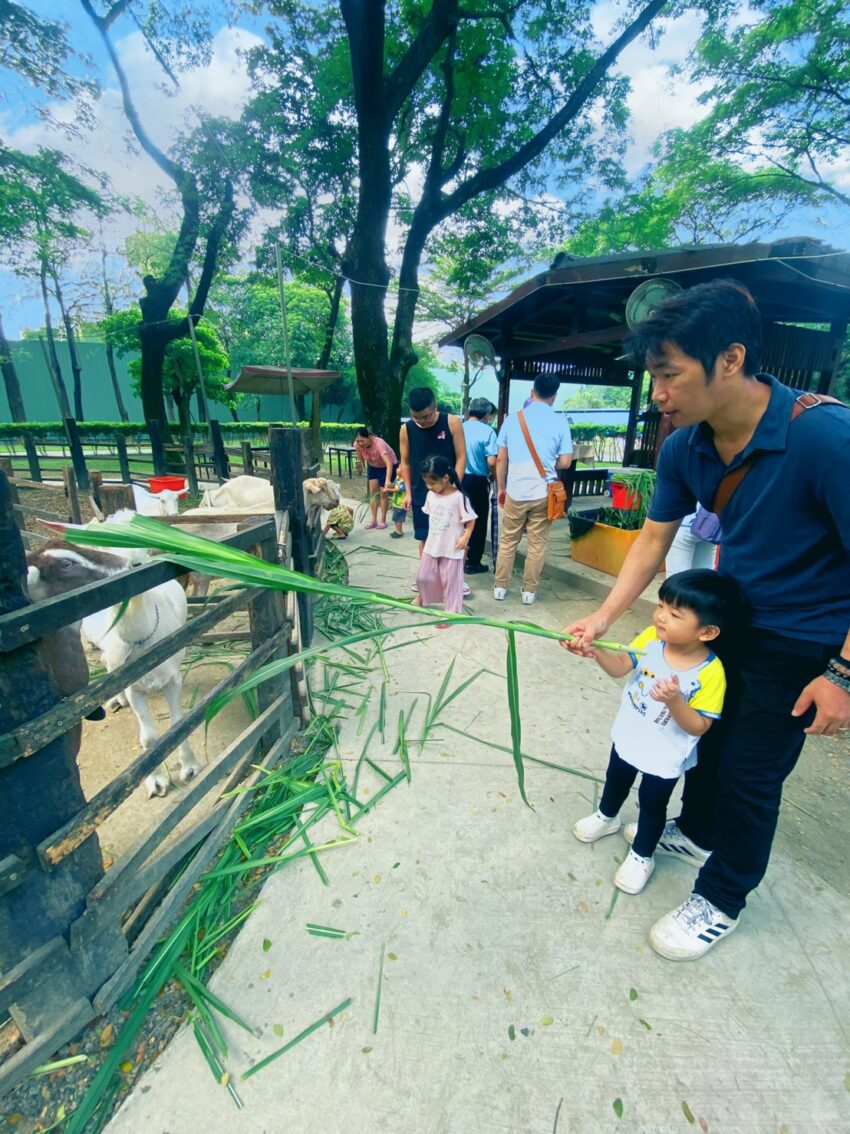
[0,427,322,1096]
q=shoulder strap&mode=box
[517,410,547,481]
[712,392,846,517]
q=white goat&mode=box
[26,540,200,798]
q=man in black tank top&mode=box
[399,387,466,547]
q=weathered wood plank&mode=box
[0,998,93,1098]
[0,584,266,765]
[0,854,26,897]
[0,518,275,651]
[93,722,298,1015]
[37,626,291,867]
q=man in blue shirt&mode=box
[494,374,573,605]
[563,279,850,961]
[462,398,498,574]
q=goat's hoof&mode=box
[179,763,201,785]
[107,695,126,713]
[145,774,169,798]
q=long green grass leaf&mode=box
[505,631,530,808]
[372,943,386,1035]
[241,997,353,1080]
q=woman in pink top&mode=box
[413,455,477,626]
[353,427,398,529]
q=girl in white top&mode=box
[413,455,477,626]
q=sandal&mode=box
[376,522,388,529]
[364,521,378,530]
[390,531,403,539]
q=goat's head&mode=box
[26,541,128,602]
[303,477,340,510]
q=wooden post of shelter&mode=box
[147,420,166,477]
[623,371,644,466]
[181,435,200,498]
[22,433,41,483]
[62,467,82,525]
[241,442,254,476]
[0,471,104,1041]
[268,426,313,646]
[209,420,230,483]
[63,418,89,492]
[115,433,131,484]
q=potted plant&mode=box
[568,468,656,576]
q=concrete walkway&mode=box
[106,515,850,1134]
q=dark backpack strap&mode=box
[711,392,846,517]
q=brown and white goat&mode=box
[26,541,200,797]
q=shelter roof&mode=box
[227,367,341,396]
[439,238,850,380]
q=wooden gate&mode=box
[0,427,322,1096]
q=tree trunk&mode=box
[317,275,345,370]
[52,272,84,421]
[138,319,171,430]
[100,247,129,421]
[0,311,26,422]
[39,264,72,420]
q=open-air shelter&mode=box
[440,238,850,467]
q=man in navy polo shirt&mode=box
[563,279,850,961]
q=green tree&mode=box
[690,0,850,211]
[103,306,235,431]
[250,0,706,441]
[80,1,238,433]
[0,146,107,420]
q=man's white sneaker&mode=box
[649,893,738,961]
[573,810,621,843]
[623,819,710,868]
[521,590,536,605]
[493,587,507,601]
[614,850,655,895]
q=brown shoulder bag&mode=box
[517,410,567,521]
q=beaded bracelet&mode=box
[824,657,850,692]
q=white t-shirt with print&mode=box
[496,401,572,501]
[610,626,726,779]
[422,490,477,560]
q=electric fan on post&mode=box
[624,277,683,329]
[462,334,497,418]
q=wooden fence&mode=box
[0,426,323,1096]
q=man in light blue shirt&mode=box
[462,398,498,573]
[494,374,572,605]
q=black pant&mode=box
[676,629,838,919]
[599,746,678,858]
[462,474,490,567]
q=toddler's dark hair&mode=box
[658,568,746,637]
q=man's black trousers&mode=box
[678,629,839,919]
[462,474,490,567]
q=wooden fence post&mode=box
[115,434,131,484]
[100,483,136,517]
[0,471,103,1031]
[241,441,254,476]
[22,432,41,483]
[209,420,229,483]
[62,467,82,525]
[147,420,166,477]
[63,418,89,491]
[268,426,313,645]
[248,529,291,754]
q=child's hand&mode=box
[455,536,469,551]
[649,676,683,704]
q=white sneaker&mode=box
[493,587,507,601]
[521,591,536,605]
[614,850,655,895]
[649,893,738,961]
[573,810,621,843]
[462,583,471,596]
[623,819,710,868]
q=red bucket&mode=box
[148,475,187,497]
[611,482,640,510]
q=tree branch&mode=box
[384,0,460,120]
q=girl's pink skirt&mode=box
[415,554,465,614]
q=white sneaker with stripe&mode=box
[623,819,710,868]
[649,894,738,960]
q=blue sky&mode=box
[2,1,848,346]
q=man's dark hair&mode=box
[658,568,747,637]
[468,398,495,419]
[408,387,437,412]
[625,279,762,379]
[533,374,560,400]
